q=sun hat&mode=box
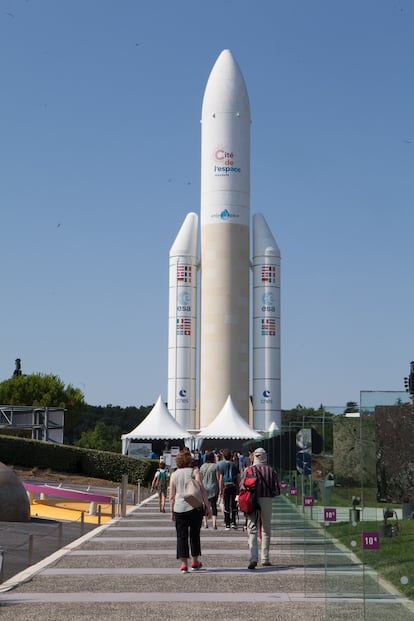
[253,447,267,464]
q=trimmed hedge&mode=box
[0,435,158,485]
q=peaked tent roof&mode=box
[267,421,278,434]
[121,395,193,440]
[197,395,262,440]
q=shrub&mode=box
[0,435,157,485]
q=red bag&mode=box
[238,467,260,514]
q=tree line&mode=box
[0,372,151,451]
[0,372,357,454]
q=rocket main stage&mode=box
[168,50,281,433]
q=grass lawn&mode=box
[330,486,379,507]
[326,519,414,601]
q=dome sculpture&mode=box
[0,462,30,522]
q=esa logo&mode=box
[177,388,189,404]
[261,292,275,312]
[177,290,191,312]
[260,389,273,404]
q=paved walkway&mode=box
[1,495,414,620]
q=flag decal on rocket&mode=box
[261,265,276,283]
[177,264,192,282]
[176,317,191,336]
[261,318,276,336]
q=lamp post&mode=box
[403,361,414,411]
[350,496,361,524]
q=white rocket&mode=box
[252,214,281,432]
[167,213,198,430]
[199,49,251,427]
[168,50,281,432]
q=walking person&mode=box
[150,461,170,513]
[218,448,240,530]
[240,447,280,569]
[199,451,220,529]
[169,449,211,573]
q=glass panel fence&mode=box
[265,397,414,619]
[358,391,414,620]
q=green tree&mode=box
[282,405,329,426]
[344,401,359,414]
[69,404,152,444]
[0,373,87,441]
[74,421,122,453]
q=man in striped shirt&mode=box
[240,447,280,569]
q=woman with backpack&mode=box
[218,448,240,530]
[150,461,170,513]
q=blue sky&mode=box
[1,1,413,411]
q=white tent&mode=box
[197,395,263,441]
[267,421,279,435]
[121,395,194,455]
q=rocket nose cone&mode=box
[170,212,198,257]
[253,213,281,258]
[215,48,235,66]
[202,49,250,117]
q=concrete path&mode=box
[0,495,413,620]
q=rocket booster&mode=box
[252,213,281,431]
[168,213,198,430]
[199,49,251,426]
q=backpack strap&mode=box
[242,466,256,484]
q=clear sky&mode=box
[1,1,413,411]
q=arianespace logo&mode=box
[214,208,239,221]
[261,389,273,404]
[177,388,189,404]
[211,208,239,221]
[213,148,241,176]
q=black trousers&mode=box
[223,485,238,527]
[174,508,203,559]
[209,494,218,517]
